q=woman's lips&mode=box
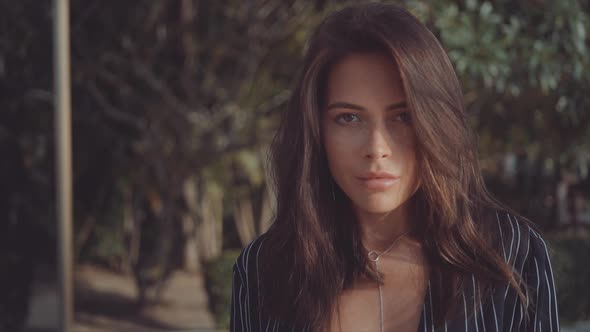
[356,176,400,190]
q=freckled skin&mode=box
[322,52,419,225]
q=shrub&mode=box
[548,234,590,324]
[203,249,241,329]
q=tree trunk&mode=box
[233,197,256,247]
[259,186,273,234]
[181,213,200,272]
[198,187,223,260]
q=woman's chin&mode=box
[351,198,402,215]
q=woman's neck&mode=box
[355,203,414,253]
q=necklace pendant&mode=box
[368,251,380,262]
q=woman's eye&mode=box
[393,111,411,123]
[335,113,360,124]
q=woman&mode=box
[230,3,559,332]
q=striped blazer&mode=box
[230,212,560,331]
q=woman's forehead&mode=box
[325,52,406,107]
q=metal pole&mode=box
[54,0,73,331]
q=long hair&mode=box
[259,3,535,330]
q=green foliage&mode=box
[549,235,590,323]
[424,0,590,95]
[203,250,241,329]
[402,0,590,161]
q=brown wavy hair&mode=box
[259,3,536,330]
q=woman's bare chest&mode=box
[328,255,429,332]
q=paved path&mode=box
[24,264,221,332]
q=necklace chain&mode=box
[366,231,410,262]
[366,231,410,332]
[335,231,410,332]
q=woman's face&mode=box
[322,52,419,215]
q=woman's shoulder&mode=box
[492,210,553,271]
[232,232,269,281]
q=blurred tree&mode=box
[64,0,328,303]
[0,1,55,329]
[0,0,588,326]
[416,0,590,226]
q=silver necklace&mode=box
[366,231,410,332]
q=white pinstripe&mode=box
[545,270,554,331]
[427,280,434,332]
[256,236,266,330]
[534,257,540,332]
[534,230,560,331]
[507,215,523,331]
[423,302,427,332]
[463,291,469,332]
[496,212,507,261]
[471,273,485,332]
[491,291,499,332]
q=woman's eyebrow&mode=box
[325,101,408,111]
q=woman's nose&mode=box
[363,126,392,160]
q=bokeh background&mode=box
[1,0,589,331]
